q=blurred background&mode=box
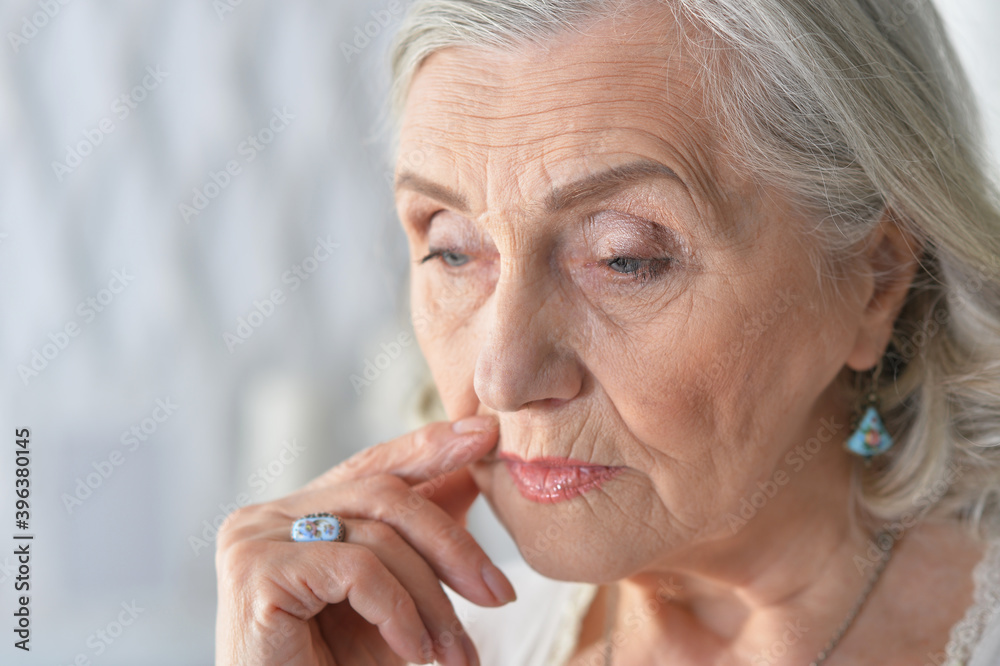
[0,1,997,664]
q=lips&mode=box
[499,453,623,503]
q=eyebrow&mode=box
[394,158,685,216]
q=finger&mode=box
[239,518,478,665]
[349,519,480,666]
[280,475,516,607]
[412,467,480,524]
[304,416,498,491]
[226,539,437,665]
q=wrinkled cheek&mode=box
[468,460,500,503]
[421,338,480,420]
[595,332,734,461]
[469,460,670,581]
[412,289,488,418]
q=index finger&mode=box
[303,415,498,492]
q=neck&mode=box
[606,417,885,663]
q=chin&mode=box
[470,458,649,584]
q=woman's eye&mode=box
[605,256,672,283]
[420,248,471,267]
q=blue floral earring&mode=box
[845,356,894,459]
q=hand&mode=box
[214,415,515,666]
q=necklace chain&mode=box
[601,530,896,666]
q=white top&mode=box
[411,538,1000,666]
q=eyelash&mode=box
[419,247,673,284]
[419,248,469,267]
[604,256,674,284]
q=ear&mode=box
[844,209,925,372]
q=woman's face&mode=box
[394,10,875,582]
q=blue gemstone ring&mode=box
[291,512,346,543]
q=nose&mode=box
[473,267,583,412]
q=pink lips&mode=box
[499,453,623,503]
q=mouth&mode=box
[497,452,623,503]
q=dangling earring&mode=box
[845,355,894,460]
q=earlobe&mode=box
[844,209,924,372]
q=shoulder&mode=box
[963,536,1000,666]
[445,558,598,666]
[836,520,991,664]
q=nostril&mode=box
[535,397,568,409]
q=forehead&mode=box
[395,7,745,220]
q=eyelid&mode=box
[584,210,686,261]
[425,210,496,253]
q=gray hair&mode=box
[384,0,1000,539]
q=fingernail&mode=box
[481,562,517,604]
[461,632,480,666]
[452,415,497,435]
[420,630,436,663]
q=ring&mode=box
[291,512,346,542]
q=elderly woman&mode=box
[215,0,1000,664]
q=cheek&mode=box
[592,262,849,511]
[411,272,486,420]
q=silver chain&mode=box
[602,529,896,666]
[602,581,618,666]
[809,529,895,666]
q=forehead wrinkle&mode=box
[399,19,756,246]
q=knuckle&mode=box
[363,472,410,500]
[217,540,269,594]
[216,504,276,550]
[217,504,253,535]
[362,519,400,544]
[441,523,474,550]
[388,584,419,622]
[349,546,386,581]
[336,449,373,476]
[412,425,434,452]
